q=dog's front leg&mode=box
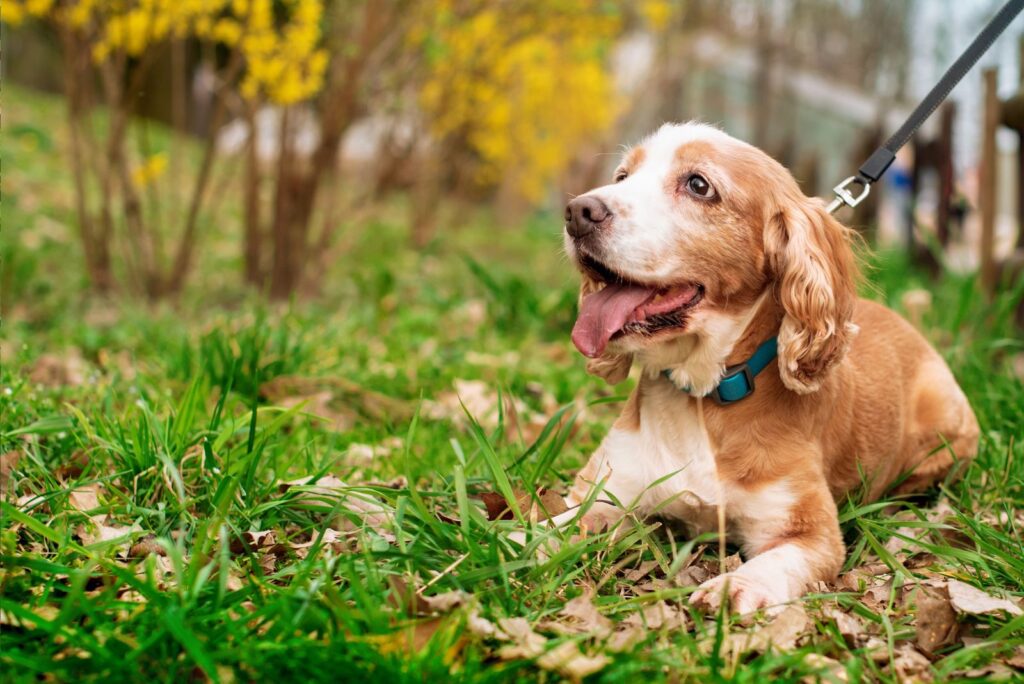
[691,475,844,615]
[509,434,646,550]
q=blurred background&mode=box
[2,0,1022,327]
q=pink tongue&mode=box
[571,283,656,358]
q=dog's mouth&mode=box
[572,254,704,358]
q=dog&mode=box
[558,122,979,614]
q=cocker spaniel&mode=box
[558,122,979,613]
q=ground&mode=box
[1,85,1023,683]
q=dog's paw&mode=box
[691,572,789,615]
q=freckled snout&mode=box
[565,196,611,240]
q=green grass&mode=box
[2,84,1023,683]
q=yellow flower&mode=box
[418,0,622,201]
[132,152,168,188]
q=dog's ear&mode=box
[579,274,633,385]
[765,198,859,394]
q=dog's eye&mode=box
[685,174,715,198]
[613,170,628,183]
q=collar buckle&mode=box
[708,363,755,405]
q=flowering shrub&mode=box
[416,0,622,201]
[3,0,332,296]
[5,0,328,107]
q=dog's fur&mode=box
[561,123,979,613]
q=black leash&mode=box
[828,0,1024,214]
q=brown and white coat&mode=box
[557,123,979,613]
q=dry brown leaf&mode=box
[29,352,86,387]
[712,605,811,657]
[279,391,357,432]
[477,488,567,522]
[913,587,959,655]
[467,610,498,638]
[622,600,686,631]
[0,604,60,629]
[801,653,849,683]
[536,640,610,682]
[419,590,469,614]
[722,553,743,573]
[76,516,140,554]
[885,643,933,683]
[344,437,404,465]
[15,492,47,512]
[289,528,347,558]
[944,580,1023,617]
[605,624,645,653]
[539,592,612,637]
[624,560,659,583]
[55,451,90,481]
[369,617,449,655]
[822,604,866,645]
[748,604,810,652]
[129,535,167,559]
[956,663,1018,681]
[67,482,102,513]
[425,379,532,434]
[495,617,547,659]
[279,475,395,540]
[861,580,896,611]
[0,451,22,501]
[261,375,411,423]
[675,564,712,588]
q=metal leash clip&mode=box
[826,176,871,214]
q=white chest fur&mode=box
[590,380,722,532]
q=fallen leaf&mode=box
[67,482,102,513]
[622,600,686,631]
[885,643,933,683]
[944,580,1023,617]
[29,351,86,387]
[344,437,404,465]
[55,451,90,480]
[369,617,450,655]
[674,564,712,588]
[477,488,567,522]
[279,390,357,432]
[822,604,866,646]
[76,516,140,555]
[289,528,347,558]
[129,535,167,559]
[913,586,959,654]
[261,376,411,424]
[279,475,395,540]
[624,560,659,583]
[722,553,743,573]
[0,451,22,500]
[495,617,547,659]
[466,610,498,638]
[536,640,610,682]
[747,604,810,652]
[539,592,612,637]
[801,653,849,683]
[417,590,468,614]
[425,379,529,433]
[605,624,645,653]
[957,663,1018,681]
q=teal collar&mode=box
[662,336,778,406]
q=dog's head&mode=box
[565,122,858,394]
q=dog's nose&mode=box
[565,196,611,239]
